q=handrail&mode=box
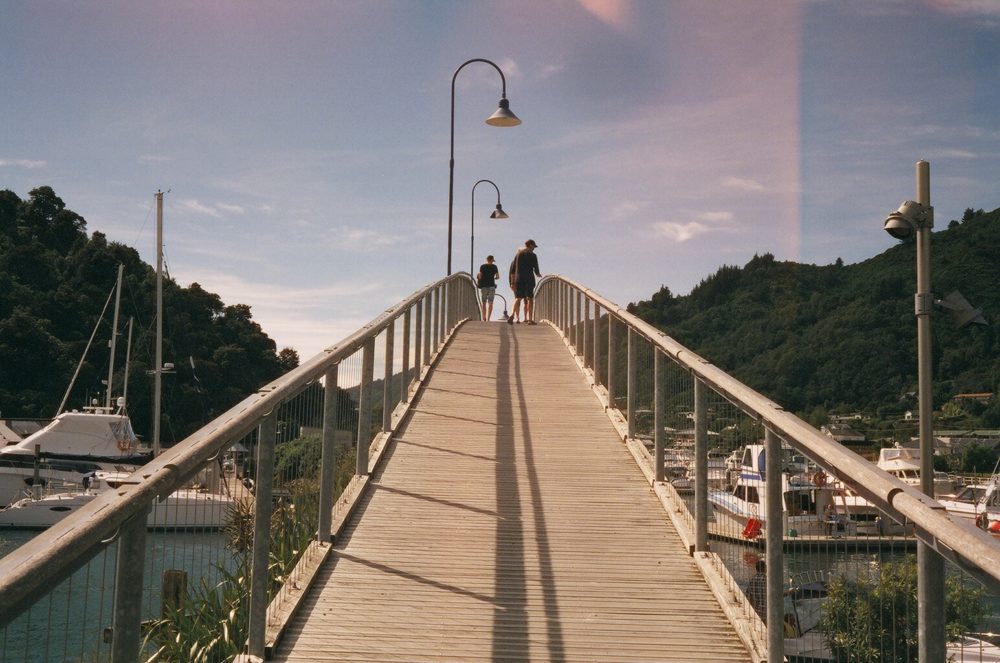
[0,272,477,631]
[536,274,1000,592]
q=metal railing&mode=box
[536,275,1000,663]
[0,273,479,663]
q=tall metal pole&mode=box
[471,179,503,277]
[764,428,784,663]
[105,264,124,409]
[153,191,163,456]
[914,159,945,662]
[448,58,516,275]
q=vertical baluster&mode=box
[247,412,278,658]
[414,300,423,383]
[432,287,440,351]
[110,510,147,663]
[654,350,664,483]
[592,303,600,384]
[318,365,339,542]
[401,310,411,404]
[694,378,708,551]
[356,338,375,476]
[582,297,589,369]
[423,295,431,368]
[627,327,636,438]
[607,315,616,410]
[765,427,784,663]
[382,321,395,434]
[574,290,582,355]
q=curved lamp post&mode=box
[883,159,943,662]
[471,179,508,276]
[447,58,521,275]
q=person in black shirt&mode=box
[476,255,500,321]
[508,239,542,325]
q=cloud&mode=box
[652,221,710,242]
[177,199,221,217]
[139,155,172,163]
[0,159,47,169]
[538,64,566,81]
[651,211,733,242]
[578,0,632,29]
[928,0,1000,18]
[723,176,767,192]
[176,199,246,217]
[931,148,978,159]
[609,200,645,221]
[334,227,404,252]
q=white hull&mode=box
[0,488,235,530]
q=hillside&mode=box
[0,186,295,443]
[628,207,1000,427]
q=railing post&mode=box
[432,287,440,351]
[423,295,431,368]
[382,320,395,434]
[654,350,665,482]
[607,315,616,409]
[627,327,636,438]
[765,427,784,663]
[439,284,446,342]
[401,310,411,404]
[356,337,375,476]
[574,290,582,355]
[582,297,589,369]
[694,378,708,551]
[414,300,423,382]
[590,300,601,384]
[110,509,148,663]
[247,412,278,659]
[318,365,339,542]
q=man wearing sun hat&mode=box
[508,239,542,325]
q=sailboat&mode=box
[0,192,236,528]
[0,266,153,507]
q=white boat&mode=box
[938,476,1000,531]
[876,446,959,496]
[0,470,235,530]
[709,444,882,539]
[0,409,151,507]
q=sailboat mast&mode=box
[105,263,124,410]
[153,191,164,456]
[122,317,134,409]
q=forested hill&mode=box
[627,207,1000,425]
[0,186,297,444]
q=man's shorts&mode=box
[480,286,496,303]
[514,280,535,299]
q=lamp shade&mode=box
[486,98,521,127]
[490,204,509,219]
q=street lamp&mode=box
[471,179,508,276]
[447,58,521,275]
[883,159,943,662]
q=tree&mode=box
[820,556,986,663]
[278,347,300,371]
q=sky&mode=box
[3,0,1000,361]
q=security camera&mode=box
[884,200,933,239]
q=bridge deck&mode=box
[273,321,750,662]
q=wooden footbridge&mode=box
[4,273,999,663]
[273,322,749,662]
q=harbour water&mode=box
[0,530,235,663]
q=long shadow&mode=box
[394,438,497,462]
[372,482,499,517]
[510,328,566,662]
[493,326,566,662]
[334,551,498,605]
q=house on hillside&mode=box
[821,423,867,447]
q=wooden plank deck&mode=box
[273,321,750,662]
